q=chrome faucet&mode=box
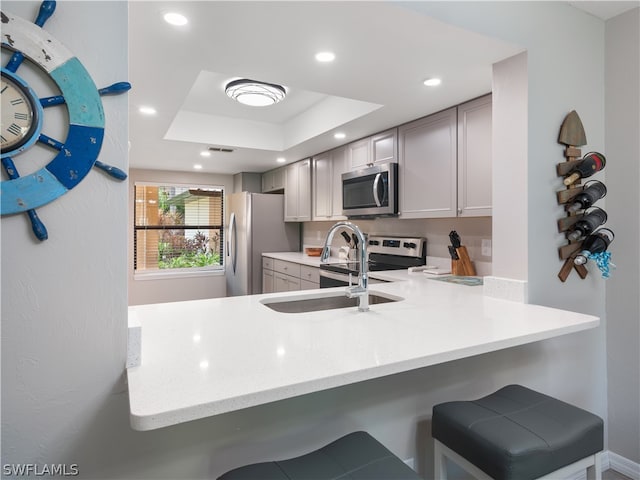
[321,221,369,312]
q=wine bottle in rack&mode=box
[563,152,606,186]
[566,180,607,213]
[574,228,614,265]
[566,207,608,241]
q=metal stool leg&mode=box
[433,439,447,480]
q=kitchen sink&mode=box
[261,291,403,313]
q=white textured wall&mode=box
[1,1,129,475]
[127,169,235,305]
[605,7,640,464]
[491,52,528,280]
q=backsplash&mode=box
[303,216,492,276]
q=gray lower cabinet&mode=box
[299,265,320,287]
[262,257,275,293]
[274,272,301,292]
[262,257,319,293]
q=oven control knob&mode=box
[404,242,416,249]
[369,240,380,246]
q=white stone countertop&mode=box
[263,251,328,267]
[126,270,599,431]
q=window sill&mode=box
[134,268,225,281]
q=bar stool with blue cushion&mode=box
[217,431,421,480]
[432,384,604,480]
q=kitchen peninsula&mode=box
[126,275,598,431]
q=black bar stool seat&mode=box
[432,384,604,480]
[218,431,422,480]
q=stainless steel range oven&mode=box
[319,234,426,288]
[319,267,389,288]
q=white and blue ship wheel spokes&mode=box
[0,1,130,241]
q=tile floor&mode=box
[603,469,633,480]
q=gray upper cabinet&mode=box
[312,146,347,221]
[284,159,311,222]
[347,128,398,170]
[398,107,458,218]
[278,96,491,222]
[347,138,370,171]
[262,167,285,193]
[457,94,492,217]
[331,147,348,218]
[398,95,492,219]
[371,129,397,165]
[312,152,332,219]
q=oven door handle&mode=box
[319,270,352,282]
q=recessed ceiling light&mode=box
[225,79,286,107]
[334,132,346,140]
[139,106,157,115]
[276,157,286,163]
[200,151,211,157]
[193,164,203,170]
[164,12,188,26]
[423,78,442,87]
[315,51,335,62]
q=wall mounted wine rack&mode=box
[556,110,609,282]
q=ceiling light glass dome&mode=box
[225,79,286,107]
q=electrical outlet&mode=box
[482,239,492,257]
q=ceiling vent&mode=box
[208,147,234,153]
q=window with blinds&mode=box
[134,184,224,272]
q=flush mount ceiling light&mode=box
[423,77,442,87]
[225,79,286,107]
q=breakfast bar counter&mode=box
[126,275,599,431]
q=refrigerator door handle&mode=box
[228,212,237,274]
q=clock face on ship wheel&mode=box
[1,70,43,154]
[0,1,129,241]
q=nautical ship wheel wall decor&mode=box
[1,0,130,240]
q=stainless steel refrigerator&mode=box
[226,192,300,296]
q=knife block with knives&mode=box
[449,231,476,276]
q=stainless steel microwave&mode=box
[342,163,398,217]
